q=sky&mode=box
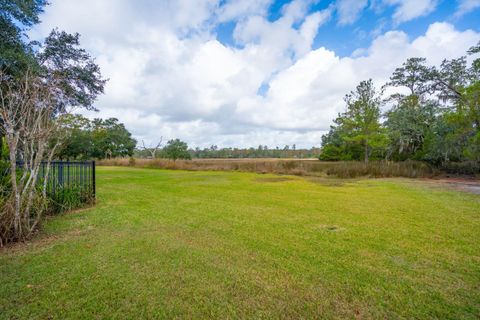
[31,0,480,148]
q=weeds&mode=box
[47,186,94,214]
[98,158,439,178]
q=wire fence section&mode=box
[17,160,96,199]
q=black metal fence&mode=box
[16,161,95,199]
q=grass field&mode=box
[1,167,479,319]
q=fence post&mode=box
[58,162,64,188]
[92,160,96,200]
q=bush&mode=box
[47,186,94,214]
[439,161,480,175]
[0,160,11,199]
[319,145,342,161]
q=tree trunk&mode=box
[364,139,369,164]
[6,131,21,237]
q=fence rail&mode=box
[16,160,96,199]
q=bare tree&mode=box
[141,137,163,158]
[0,71,64,244]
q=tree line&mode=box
[189,145,320,159]
[57,114,136,160]
[135,144,321,159]
[138,138,192,161]
[320,45,480,168]
[60,122,319,162]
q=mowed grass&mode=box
[1,167,479,319]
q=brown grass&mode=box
[97,158,438,178]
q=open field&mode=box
[1,167,479,319]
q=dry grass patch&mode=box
[99,157,439,178]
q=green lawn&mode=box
[1,167,479,319]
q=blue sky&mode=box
[32,0,480,148]
[215,0,480,56]
[314,0,480,56]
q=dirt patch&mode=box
[318,225,345,232]
[0,233,59,255]
[0,224,96,255]
[0,207,95,254]
[440,181,480,195]
[419,178,480,195]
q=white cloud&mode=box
[233,1,332,63]
[336,0,369,25]
[216,0,272,22]
[455,0,480,17]
[231,22,479,133]
[383,0,438,24]
[31,1,479,148]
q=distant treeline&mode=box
[135,145,321,159]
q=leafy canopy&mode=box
[57,114,136,160]
[0,0,47,75]
[163,139,191,161]
[320,79,387,162]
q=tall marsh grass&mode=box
[98,158,438,178]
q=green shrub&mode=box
[439,161,480,175]
[319,145,342,161]
[47,186,94,214]
[0,160,11,199]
